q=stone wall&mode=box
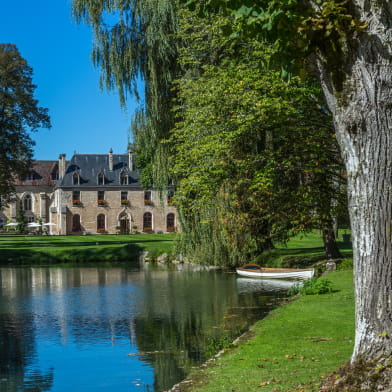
[54,188,177,235]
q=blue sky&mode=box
[0,0,140,160]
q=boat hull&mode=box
[236,264,314,280]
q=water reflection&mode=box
[0,265,288,392]
[236,277,295,294]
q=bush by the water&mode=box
[288,277,333,296]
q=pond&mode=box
[0,264,292,392]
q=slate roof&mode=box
[57,154,141,188]
[13,161,59,187]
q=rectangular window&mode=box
[121,191,128,205]
[121,191,128,201]
[97,191,105,206]
[72,191,81,205]
[144,191,152,205]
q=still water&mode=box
[0,264,292,392]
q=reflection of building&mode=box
[1,150,177,235]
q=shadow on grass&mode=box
[0,243,143,265]
[259,240,353,268]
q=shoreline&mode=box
[166,269,354,392]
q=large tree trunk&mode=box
[313,2,392,385]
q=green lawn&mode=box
[173,231,354,392]
[259,231,353,268]
[0,233,176,264]
[186,269,354,391]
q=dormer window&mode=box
[98,173,105,185]
[72,173,80,185]
[120,171,128,185]
[51,169,59,181]
[26,171,35,181]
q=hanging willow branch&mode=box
[72,0,180,189]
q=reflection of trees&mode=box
[133,269,269,392]
[0,266,284,392]
[0,268,56,392]
[0,305,54,392]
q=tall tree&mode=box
[170,10,345,266]
[0,44,50,199]
[194,0,392,387]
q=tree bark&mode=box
[313,1,392,370]
[322,226,342,259]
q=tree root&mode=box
[320,358,392,391]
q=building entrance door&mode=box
[120,217,130,234]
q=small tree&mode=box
[15,207,27,234]
[0,43,51,199]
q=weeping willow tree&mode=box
[72,0,180,188]
[72,2,345,266]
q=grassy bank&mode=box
[184,269,354,392]
[259,231,353,268]
[0,233,175,264]
[176,232,354,392]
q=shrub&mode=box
[288,277,333,296]
[338,258,353,270]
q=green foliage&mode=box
[16,207,27,234]
[338,258,353,270]
[288,277,334,296]
[0,44,51,198]
[185,0,368,82]
[169,10,345,266]
[73,2,347,267]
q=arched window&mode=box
[23,194,32,211]
[72,214,81,232]
[167,213,175,232]
[97,214,106,233]
[98,173,105,185]
[120,171,128,185]
[143,212,152,232]
[72,173,80,185]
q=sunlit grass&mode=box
[256,231,353,268]
[0,233,176,264]
[187,270,354,391]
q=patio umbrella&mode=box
[27,222,42,228]
[5,222,18,226]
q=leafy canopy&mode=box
[0,44,51,199]
[169,10,345,266]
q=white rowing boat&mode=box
[236,264,314,280]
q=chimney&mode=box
[128,151,134,171]
[109,148,113,171]
[58,154,66,178]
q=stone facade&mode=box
[1,151,178,235]
[0,160,58,230]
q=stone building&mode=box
[1,150,178,235]
[0,160,59,229]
